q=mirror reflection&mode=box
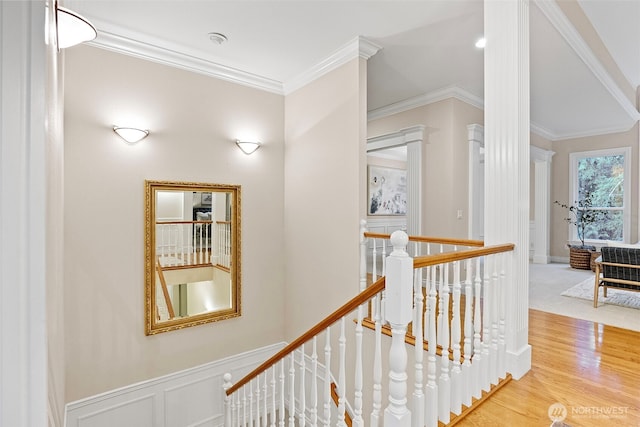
[145,180,241,335]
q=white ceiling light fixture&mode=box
[113,126,149,144]
[475,37,486,49]
[236,140,261,155]
[51,2,97,49]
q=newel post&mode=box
[223,373,232,427]
[384,231,413,427]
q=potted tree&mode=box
[554,193,607,269]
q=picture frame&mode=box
[201,192,212,205]
[367,165,407,215]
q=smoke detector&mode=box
[208,32,228,45]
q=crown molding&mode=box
[548,122,635,141]
[283,36,382,95]
[533,0,640,123]
[367,86,484,122]
[87,30,284,95]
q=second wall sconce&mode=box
[113,126,149,144]
[236,140,261,155]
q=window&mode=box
[569,147,630,243]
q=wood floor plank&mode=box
[458,309,640,427]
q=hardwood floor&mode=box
[459,309,640,427]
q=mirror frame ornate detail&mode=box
[144,180,241,335]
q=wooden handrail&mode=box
[226,276,387,396]
[225,239,514,397]
[363,231,484,247]
[155,257,175,320]
[413,243,515,268]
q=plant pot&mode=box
[568,246,594,270]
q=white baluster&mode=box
[233,390,239,427]
[242,387,247,427]
[384,231,412,427]
[323,327,331,427]
[262,372,268,427]
[472,257,483,399]
[337,317,346,426]
[498,253,507,380]
[439,263,451,424]
[413,266,425,427]
[279,361,285,427]
[481,256,491,392]
[354,303,364,426]
[372,237,378,281]
[424,266,438,427]
[249,380,254,427]
[370,294,382,427]
[310,337,318,427]
[462,258,474,408]
[289,353,295,427]
[255,375,261,427]
[271,368,277,427]
[450,261,462,416]
[490,255,499,385]
[299,345,306,427]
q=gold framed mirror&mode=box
[145,180,241,335]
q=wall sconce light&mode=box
[48,2,97,49]
[113,126,149,144]
[236,140,262,155]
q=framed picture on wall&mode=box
[201,192,212,205]
[368,165,407,215]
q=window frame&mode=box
[569,147,631,244]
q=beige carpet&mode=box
[562,277,640,309]
[529,262,640,332]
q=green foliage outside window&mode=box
[556,154,624,248]
[577,154,624,242]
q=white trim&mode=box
[367,126,424,236]
[506,345,532,380]
[548,123,637,141]
[65,343,286,426]
[284,36,381,95]
[1,2,48,426]
[367,85,484,122]
[89,30,284,94]
[568,146,631,244]
[533,0,640,123]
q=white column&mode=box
[467,124,484,241]
[531,146,555,264]
[1,2,48,426]
[484,0,531,379]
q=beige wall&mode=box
[550,124,639,258]
[283,58,367,339]
[368,98,484,239]
[64,46,286,401]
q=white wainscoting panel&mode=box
[65,343,285,427]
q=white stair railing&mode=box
[223,224,514,427]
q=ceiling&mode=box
[64,0,639,142]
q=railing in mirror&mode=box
[145,180,241,335]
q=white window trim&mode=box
[569,147,631,245]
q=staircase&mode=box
[223,222,516,426]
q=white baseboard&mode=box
[549,256,569,264]
[506,344,532,380]
[64,342,286,427]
